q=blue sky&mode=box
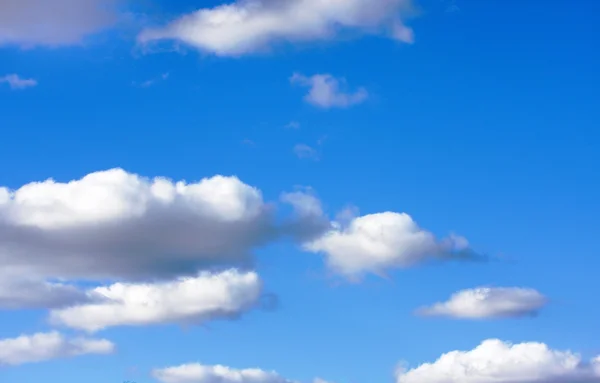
[1,1,599,383]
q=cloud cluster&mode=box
[304,212,478,277]
[0,0,119,47]
[290,73,368,109]
[416,287,548,319]
[396,339,600,383]
[1,168,543,380]
[49,270,262,332]
[0,331,114,366]
[138,0,416,56]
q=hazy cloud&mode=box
[291,73,368,109]
[0,0,120,47]
[138,0,416,56]
[0,74,37,89]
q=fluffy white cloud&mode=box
[396,339,600,383]
[290,73,368,109]
[49,270,262,332]
[0,331,114,366]
[305,212,478,277]
[417,287,548,319]
[138,0,416,56]
[0,168,275,282]
[153,363,292,383]
[0,74,37,89]
[0,0,119,47]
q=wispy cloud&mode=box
[291,73,368,109]
[136,72,169,88]
[0,74,37,90]
[285,121,301,129]
[138,0,416,56]
[294,144,320,161]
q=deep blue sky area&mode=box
[0,1,599,383]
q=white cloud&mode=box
[0,168,274,282]
[304,212,479,277]
[290,73,368,109]
[0,331,114,366]
[0,74,37,89]
[396,339,600,383]
[293,144,320,160]
[153,363,292,383]
[0,0,119,47]
[49,269,262,332]
[138,0,415,56]
[416,287,548,319]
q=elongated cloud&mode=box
[49,270,262,332]
[153,363,293,383]
[0,0,119,47]
[416,287,548,319]
[0,74,37,89]
[291,73,368,109]
[0,331,114,366]
[0,168,273,281]
[138,0,416,56]
[396,339,600,383]
[304,212,479,277]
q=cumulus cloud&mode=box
[396,339,600,383]
[0,331,114,366]
[153,363,293,383]
[138,0,416,56]
[0,0,119,47]
[0,74,37,89]
[290,73,368,109]
[0,168,276,282]
[49,269,262,332]
[304,212,480,277]
[416,287,548,319]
